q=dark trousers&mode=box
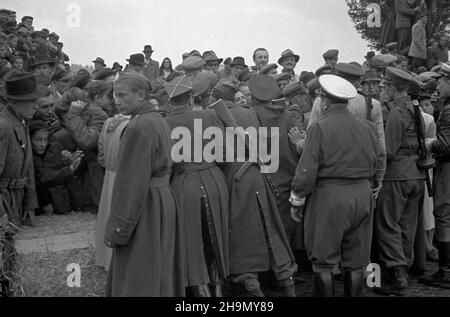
[304,180,373,273]
[397,28,412,51]
[434,162,450,242]
[376,180,424,268]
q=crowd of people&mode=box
[1,6,450,298]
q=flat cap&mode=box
[319,74,357,101]
[282,81,309,98]
[182,56,205,71]
[164,75,193,98]
[249,74,281,101]
[335,63,365,79]
[384,67,414,86]
[306,77,321,96]
[322,49,339,59]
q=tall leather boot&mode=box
[189,285,212,297]
[419,242,450,289]
[314,272,335,297]
[374,266,408,296]
[344,270,364,297]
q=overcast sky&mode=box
[5,0,373,72]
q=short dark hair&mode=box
[85,81,111,101]
[253,48,268,60]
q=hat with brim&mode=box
[92,57,106,67]
[384,67,414,86]
[29,55,56,69]
[1,72,39,101]
[203,51,224,64]
[126,54,145,67]
[278,49,300,65]
[143,45,154,53]
[230,57,247,68]
[249,74,280,101]
[319,74,357,101]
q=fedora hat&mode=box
[92,57,106,66]
[1,72,39,101]
[143,45,154,53]
[278,49,300,65]
[203,51,223,64]
[230,56,247,68]
[126,54,145,67]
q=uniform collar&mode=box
[325,103,349,114]
[166,104,192,117]
[134,103,158,116]
[393,95,411,108]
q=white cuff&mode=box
[289,191,306,207]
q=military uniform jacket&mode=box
[431,100,450,161]
[0,103,38,223]
[384,95,426,180]
[292,104,379,198]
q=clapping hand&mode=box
[288,127,306,147]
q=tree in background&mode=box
[346,0,450,50]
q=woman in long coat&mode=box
[104,71,185,297]
[164,76,230,297]
[95,114,130,271]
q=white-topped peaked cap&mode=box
[318,74,357,100]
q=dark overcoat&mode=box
[104,106,185,297]
[225,103,295,274]
[0,103,38,225]
[165,105,230,287]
